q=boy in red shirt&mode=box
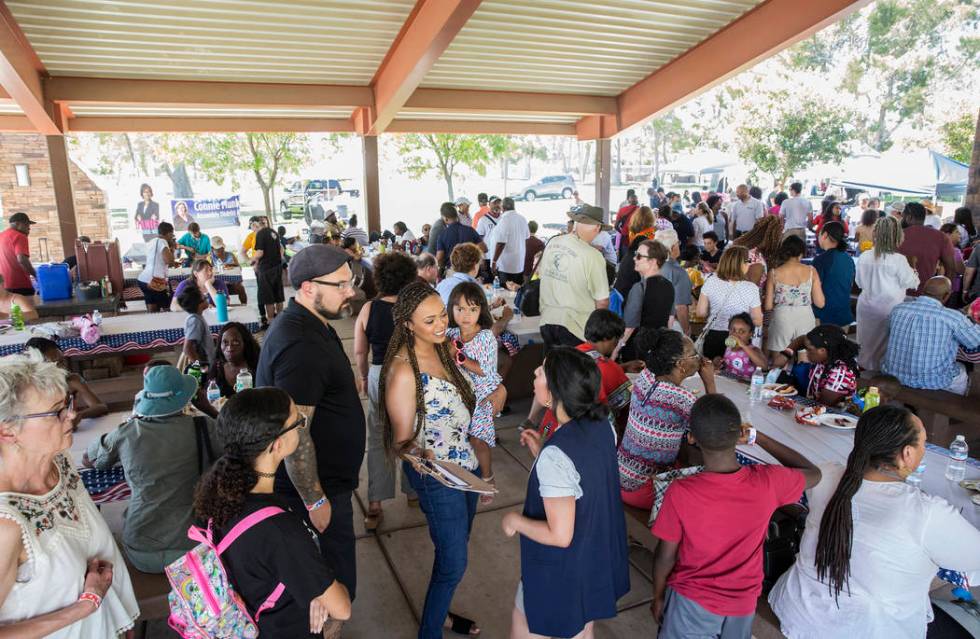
[651,394,821,638]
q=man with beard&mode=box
[256,244,366,610]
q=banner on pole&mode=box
[170,196,241,233]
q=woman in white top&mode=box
[696,245,763,360]
[769,405,980,639]
[0,351,138,638]
[690,202,714,248]
[855,217,919,371]
[137,221,176,313]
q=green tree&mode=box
[395,133,510,200]
[176,133,312,219]
[940,112,976,164]
[736,99,850,184]
[787,0,979,151]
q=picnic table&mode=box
[0,306,259,358]
[121,266,244,301]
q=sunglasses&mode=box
[239,413,308,449]
[17,394,74,422]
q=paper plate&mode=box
[816,413,858,430]
[763,383,797,397]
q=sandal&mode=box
[446,612,481,636]
[363,508,382,532]
[479,475,496,506]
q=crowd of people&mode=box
[0,182,979,639]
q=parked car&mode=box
[512,175,576,201]
[279,179,359,219]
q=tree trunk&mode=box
[653,126,662,186]
[967,107,980,231]
[259,184,273,216]
[440,160,454,201]
[502,157,509,198]
[614,137,622,185]
[163,162,194,198]
[579,141,593,183]
[123,133,138,171]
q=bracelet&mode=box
[746,427,758,446]
[306,497,327,512]
[78,591,102,609]
[483,474,495,482]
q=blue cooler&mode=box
[36,263,73,302]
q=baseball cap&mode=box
[567,204,612,231]
[454,196,471,206]
[288,244,350,289]
[8,212,36,225]
[889,202,905,213]
[211,236,225,249]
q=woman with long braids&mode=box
[381,281,503,638]
[733,214,783,288]
[194,388,351,637]
[769,406,980,638]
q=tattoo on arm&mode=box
[285,426,326,505]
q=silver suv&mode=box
[513,175,576,201]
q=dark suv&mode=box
[279,179,360,219]
[512,175,576,201]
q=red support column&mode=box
[362,135,381,235]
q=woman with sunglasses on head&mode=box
[0,351,138,638]
[194,388,351,637]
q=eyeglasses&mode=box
[310,278,356,292]
[635,253,651,261]
[17,394,74,422]
[279,413,307,438]
[675,354,701,365]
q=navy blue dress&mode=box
[812,249,855,326]
[520,417,630,637]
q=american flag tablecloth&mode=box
[78,466,130,505]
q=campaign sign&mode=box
[171,196,241,233]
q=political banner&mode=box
[170,196,241,233]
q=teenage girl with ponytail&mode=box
[381,281,501,638]
[769,406,980,638]
[194,388,351,637]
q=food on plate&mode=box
[816,413,859,430]
[768,395,795,410]
[764,383,797,396]
[795,405,826,425]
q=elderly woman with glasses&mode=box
[83,365,221,573]
[0,351,138,637]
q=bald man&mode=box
[882,276,980,395]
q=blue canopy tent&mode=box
[830,149,968,201]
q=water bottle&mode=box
[214,292,229,323]
[188,361,203,387]
[906,461,926,488]
[945,435,968,482]
[484,284,493,305]
[863,386,880,413]
[91,309,102,326]
[765,368,781,384]
[235,369,253,393]
[206,380,220,404]
[10,303,24,331]
[750,368,765,403]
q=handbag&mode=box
[146,238,170,292]
[693,275,736,357]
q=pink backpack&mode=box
[166,506,285,638]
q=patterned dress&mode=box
[447,327,501,446]
[0,454,139,638]
[807,360,857,402]
[617,370,697,492]
[722,346,757,381]
[416,373,479,471]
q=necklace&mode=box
[255,470,277,478]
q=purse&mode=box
[146,239,170,292]
[693,275,736,357]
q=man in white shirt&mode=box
[490,197,530,287]
[779,182,813,241]
[476,196,501,282]
[729,184,765,238]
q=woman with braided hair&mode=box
[769,405,980,638]
[194,388,351,637]
[733,214,783,288]
[381,281,503,638]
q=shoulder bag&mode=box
[693,276,736,357]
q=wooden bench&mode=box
[858,376,980,451]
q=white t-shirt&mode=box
[769,463,980,639]
[692,216,712,246]
[731,197,765,232]
[138,237,169,284]
[924,214,942,229]
[396,229,416,244]
[476,213,499,259]
[700,274,761,330]
[781,196,812,230]
[855,250,920,306]
[490,210,530,274]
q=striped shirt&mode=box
[882,296,980,390]
[617,369,696,492]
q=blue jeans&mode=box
[403,461,480,639]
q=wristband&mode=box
[306,497,327,512]
[746,427,757,446]
[79,591,102,609]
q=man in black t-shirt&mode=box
[251,223,285,322]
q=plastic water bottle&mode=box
[863,386,880,413]
[206,380,220,404]
[92,309,103,326]
[188,361,203,387]
[765,368,781,384]
[10,303,24,331]
[750,368,765,403]
[945,435,968,482]
[906,461,926,488]
[235,369,253,393]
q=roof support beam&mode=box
[46,77,374,109]
[67,117,355,133]
[404,88,617,116]
[387,119,576,137]
[0,2,59,134]
[0,114,33,131]
[585,0,870,138]
[369,0,482,134]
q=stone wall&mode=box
[0,132,109,262]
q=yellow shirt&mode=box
[242,231,256,256]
